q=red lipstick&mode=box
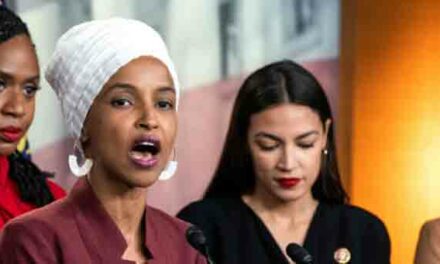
[0,127,23,142]
[276,178,301,189]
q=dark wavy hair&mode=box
[204,60,348,204]
[1,6,55,207]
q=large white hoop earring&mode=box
[159,148,177,181]
[158,160,178,181]
[69,140,93,177]
[69,155,93,177]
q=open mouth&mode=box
[131,140,160,155]
[129,137,161,168]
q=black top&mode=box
[177,197,390,264]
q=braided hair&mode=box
[0,5,29,42]
[8,152,55,206]
[1,6,55,207]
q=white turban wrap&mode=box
[45,18,179,179]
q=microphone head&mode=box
[185,225,208,256]
[286,243,313,264]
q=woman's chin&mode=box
[271,188,310,203]
[0,142,18,156]
[125,173,159,189]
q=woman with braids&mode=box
[178,60,391,264]
[0,6,65,229]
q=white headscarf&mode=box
[46,18,179,180]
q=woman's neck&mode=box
[242,187,318,225]
[242,186,319,252]
[87,167,152,263]
[87,172,147,240]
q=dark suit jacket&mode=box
[0,179,206,264]
[178,197,390,264]
[415,218,440,264]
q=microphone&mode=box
[286,243,313,264]
[186,225,215,264]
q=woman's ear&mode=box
[80,130,89,145]
[79,126,91,154]
[322,119,332,149]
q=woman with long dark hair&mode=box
[178,60,390,263]
[0,6,65,230]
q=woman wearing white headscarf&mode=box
[0,18,206,264]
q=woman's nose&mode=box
[276,146,298,171]
[1,88,26,118]
[136,105,159,130]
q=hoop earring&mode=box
[69,140,93,177]
[159,148,178,181]
[69,155,93,177]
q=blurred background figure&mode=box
[415,218,440,263]
[0,5,65,230]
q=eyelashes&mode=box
[156,100,175,110]
[0,79,40,98]
[297,143,314,149]
[111,98,132,108]
[110,97,175,111]
[23,85,40,97]
[256,141,316,151]
[258,144,280,151]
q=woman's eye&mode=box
[0,79,6,91]
[23,84,40,97]
[156,100,174,110]
[257,142,280,151]
[260,145,278,151]
[297,142,314,149]
[111,98,132,107]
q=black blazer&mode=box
[178,197,390,264]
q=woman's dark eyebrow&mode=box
[0,70,39,82]
[107,83,135,91]
[105,83,175,94]
[296,131,319,140]
[254,132,281,142]
[100,83,135,98]
[0,70,13,80]
[25,76,40,82]
[254,131,319,141]
[156,87,175,94]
